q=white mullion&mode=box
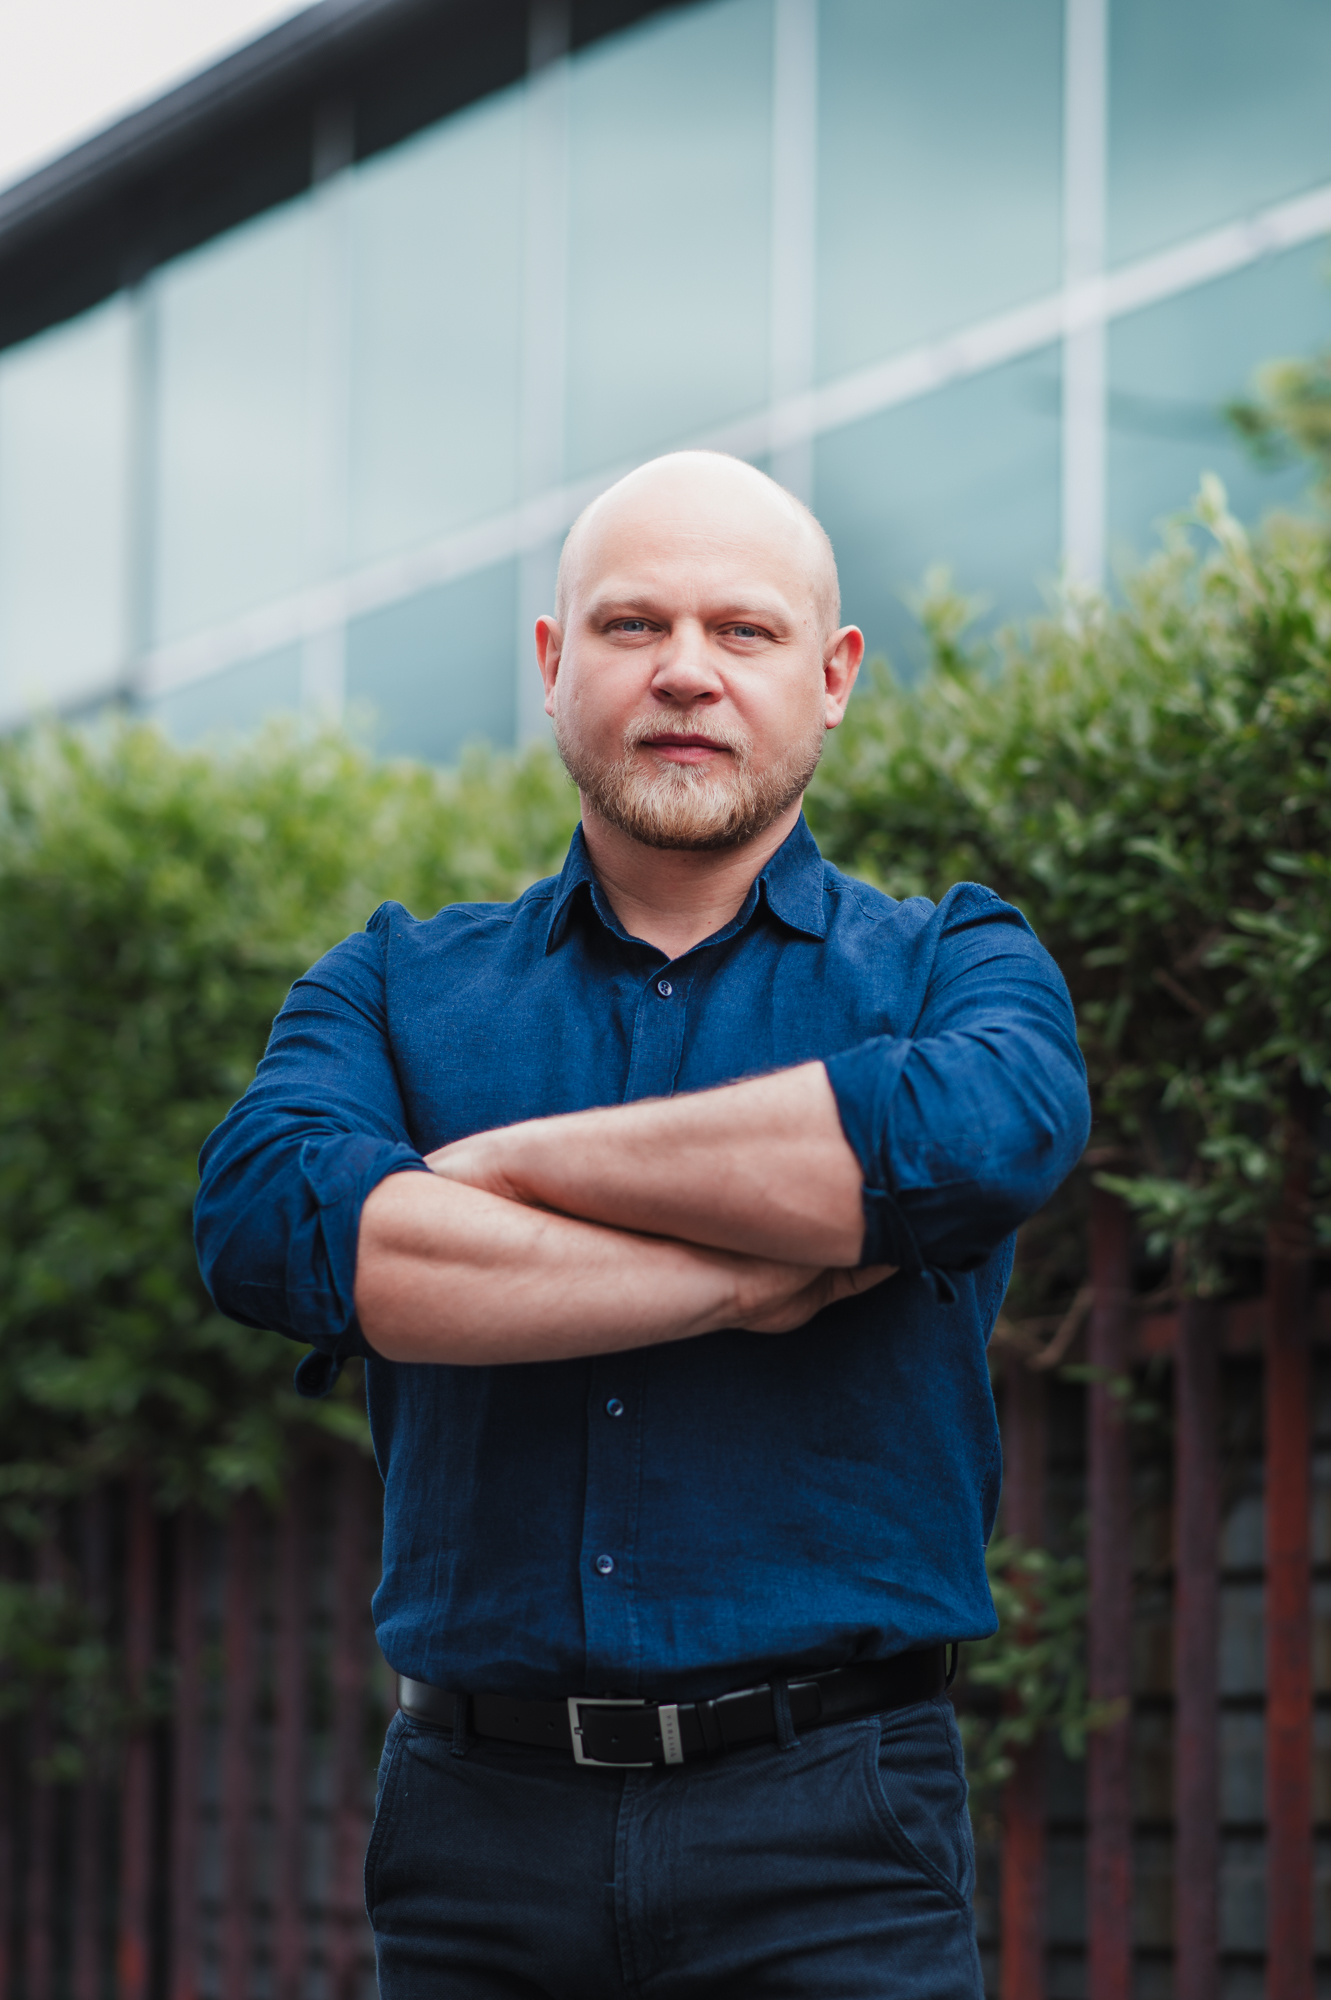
[123,275,159,701]
[516,1,570,745]
[1061,0,1108,588]
[301,100,354,720]
[768,0,819,502]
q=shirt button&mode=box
[656,978,672,997]
[606,1398,625,1418]
[595,1554,615,1576]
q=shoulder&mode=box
[820,867,1054,995]
[820,862,1010,934]
[822,864,1031,937]
[821,860,920,927]
[369,873,562,952]
[292,877,560,1007]
[367,874,561,946]
[934,880,1036,940]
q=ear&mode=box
[536,617,563,716]
[822,626,865,728]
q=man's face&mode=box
[538,462,862,851]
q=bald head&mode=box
[535,447,863,858]
[554,451,841,638]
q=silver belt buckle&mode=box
[567,1695,655,1767]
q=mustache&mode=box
[621,711,753,760]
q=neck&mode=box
[579,799,804,960]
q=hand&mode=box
[424,1133,525,1203]
[728,1259,898,1334]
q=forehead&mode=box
[570,488,817,608]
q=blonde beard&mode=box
[554,708,825,852]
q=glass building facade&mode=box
[2,0,1330,755]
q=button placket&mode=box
[621,969,690,1104]
[578,955,691,1687]
[578,1351,647,1688]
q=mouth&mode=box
[637,732,734,765]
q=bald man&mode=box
[196,452,1090,1999]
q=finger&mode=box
[829,1263,898,1300]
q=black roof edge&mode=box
[0,0,686,353]
[0,0,439,256]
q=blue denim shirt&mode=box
[196,816,1089,1699]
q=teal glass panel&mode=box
[1110,0,1331,267]
[565,0,772,478]
[349,87,526,564]
[345,560,518,764]
[813,348,1062,672]
[1107,241,1331,571]
[153,198,312,645]
[144,646,303,745]
[516,535,562,745]
[816,0,1063,382]
[0,298,132,722]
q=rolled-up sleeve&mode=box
[824,882,1090,1289]
[194,904,429,1392]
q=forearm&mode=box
[354,1167,884,1364]
[425,1061,865,1266]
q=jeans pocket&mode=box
[364,1713,409,1921]
[860,1700,974,1911]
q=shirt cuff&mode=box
[293,1344,365,1399]
[293,1133,431,1396]
[824,1041,959,1306]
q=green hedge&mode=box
[808,480,1331,1289]
[0,726,579,1528]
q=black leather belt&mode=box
[397,1647,951,1768]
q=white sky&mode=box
[0,0,311,195]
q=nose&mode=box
[649,619,723,705]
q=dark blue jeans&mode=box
[366,1694,984,1998]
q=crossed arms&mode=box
[354,1062,896,1366]
[194,884,1092,1377]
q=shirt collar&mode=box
[543,825,603,953]
[756,813,829,939]
[544,814,828,954]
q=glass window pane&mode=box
[516,536,562,745]
[813,349,1062,670]
[153,199,313,645]
[816,0,1063,382]
[0,298,132,722]
[565,0,772,478]
[1108,242,1331,569]
[349,88,526,564]
[143,646,303,745]
[1110,0,1331,267]
[346,560,518,764]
